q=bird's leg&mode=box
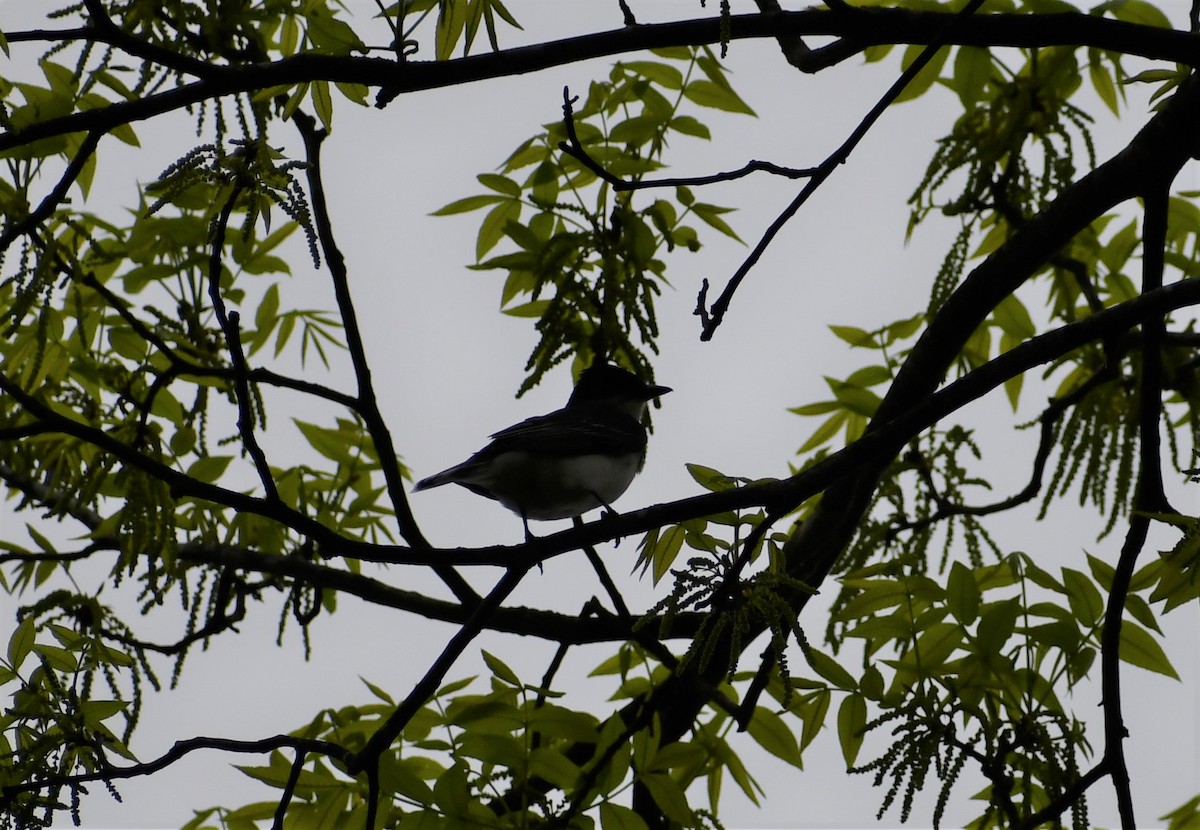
[520,512,544,573]
[590,492,617,519]
[590,492,623,546]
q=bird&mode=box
[413,363,671,538]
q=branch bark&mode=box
[3,11,1199,155]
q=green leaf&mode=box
[305,8,366,54]
[502,300,550,318]
[830,382,880,417]
[829,325,875,348]
[893,45,950,104]
[686,463,737,492]
[946,561,981,625]
[804,648,857,690]
[1119,620,1179,679]
[789,401,840,417]
[682,80,756,115]
[837,694,867,766]
[186,455,234,484]
[1062,568,1104,628]
[477,173,522,197]
[621,60,684,89]
[254,283,281,341]
[432,194,505,216]
[476,200,521,260]
[528,702,599,742]
[914,622,963,669]
[844,365,891,388]
[609,116,659,146]
[639,772,692,824]
[529,747,581,789]
[992,294,1036,340]
[691,203,743,243]
[797,410,847,454]
[1089,57,1120,117]
[650,46,692,61]
[482,650,521,686]
[951,46,992,108]
[599,802,649,830]
[975,598,1020,655]
[747,707,803,768]
[379,756,435,806]
[8,616,36,671]
[797,689,830,752]
[669,116,711,139]
[312,80,334,131]
[650,524,686,583]
[1124,68,1182,85]
[108,327,147,362]
[1107,0,1172,28]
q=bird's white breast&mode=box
[481,450,642,520]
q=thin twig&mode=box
[558,89,816,190]
[889,366,1118,537]
[0,129,103,252]
[0,735,348,802]
[697,0,989,340]
[208,187,280,502]
[574,516,632,620]
[346,564,533,774]
[617,0,637,26]
[292,110,479,605]
[271,749,307,830]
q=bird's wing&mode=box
[484,406,646,457]
[413,406,648,493]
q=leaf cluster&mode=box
[434,47,751,393]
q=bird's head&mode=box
[568,363,672,420]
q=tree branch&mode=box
[208,186,281,502]
[4,11,1199,155]
[0,462,104,530]
[346,564,532,774]
[0,734,349,804]
[889,365,1119,537]
[696,0,987,340]
[78,272,360,410]
[292,110,479,605]
[5,275,1198,583]
[1096,178,1176,829]
[0,130,102,255]
[558,88,817,190]
[781,66,1200,596]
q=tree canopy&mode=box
[1,1,1199,828]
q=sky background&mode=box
[1,0,1198,827]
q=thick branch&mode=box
[1097,179,1175,829]
[4,11,1200,155]
[782,66,1200,592]
[5,277,1199,578]
[175,539,706,643]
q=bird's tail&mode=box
[413,465,467,492]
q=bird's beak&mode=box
[646,385,672,400]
